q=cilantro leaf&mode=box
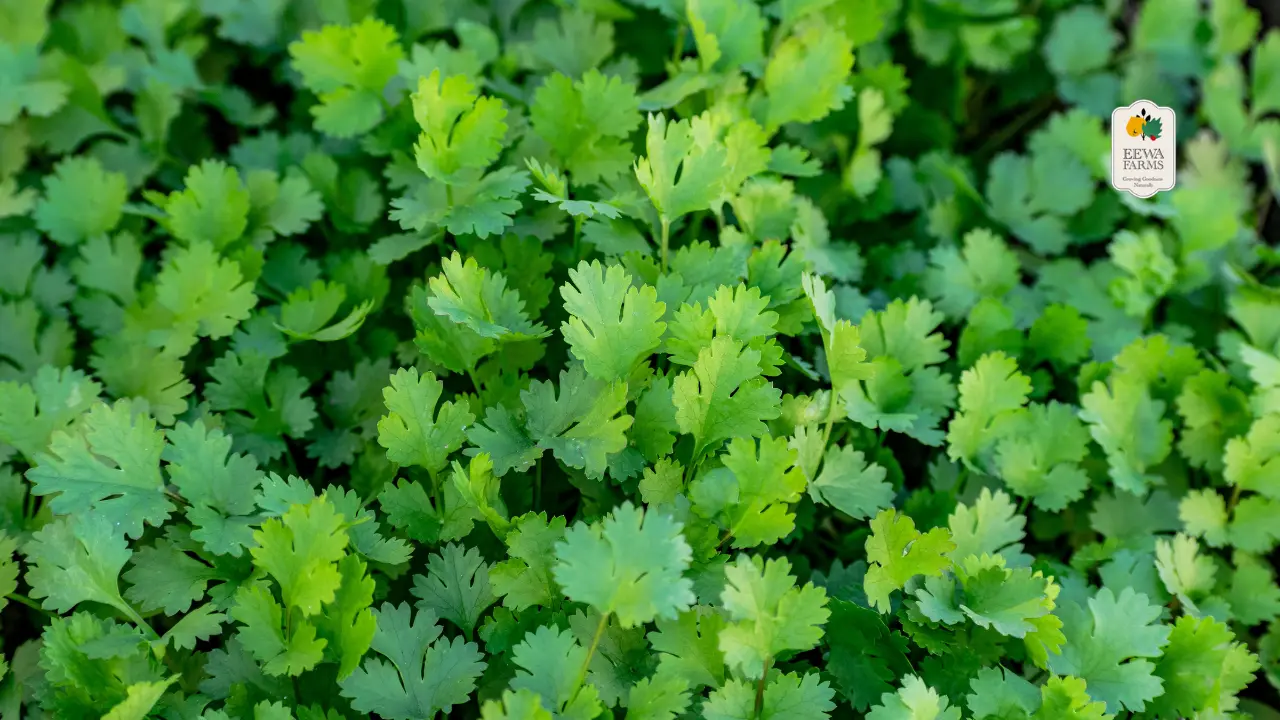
[156,160,251,249]
[412,543,496,637]
[560,260,666,382]
[490,513,566,612]
[1079,374,1173,495]
[340,603,486,720]
[553,502,694,627]
[689,435,805,548]
[27,400,173,540]
[33,156,127,246]
[864,509,955,613]
[0,365,101,462]
[289,18,404,138]
[411,70,506,183]
[25,515,136,617]
[673,336,782,458]
[703,672,835,720]
[377,367,474,476]
[808,445,893,520]
[719,555,829,678]
[761,19,854,130]
[635,113,728,227]
[531,71,642,184]
[1046,587,1171,713]
[428,253,550,341]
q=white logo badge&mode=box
[1111,100,1176,198]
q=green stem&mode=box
[660,217,671,274]
[671,23,686,64]
[1227,484,1244,513]
[572,215,585,264]
[118,601,161,642]
[754,657,773,720]
[428,467,442,509]
[465,367,483,397]
[534,456,543,512]
[575,612,610,692]
[6,592,51,616]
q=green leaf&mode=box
[648,607,726,690]
[946,352,1031,467]
[427,253,550,341]
[160,604,228,652]
[864,509,955,613]
[866,675,961,720]
[825,599,914,711]
[1080,373,1173,495]
[411,70,507,183]
[1044,6,1119,78]
[560,260,666,382]
[719,555,829,678]
[27,400,173,540]
[250,496,349,616]
[101,677,177,720]
[165,419,263,556]
[33,156,128,246]
[553,502,695,627]
[948,488,1029,566]
[158,160,251,249]
[412,543,496,637]
[808,444,893,520]
[521,364,633,479]
[340,603,485,720]
[25,515,135,616]
[0,365,101,462]
[761,19,854,130]
[517,8,614,79]
[993,402,1092,512]
[530,70,642,184]
[274,280,372,342]
[627,673,691,720]
[688,0,765,73]
[673,336,782,458]
[288,18,404,138]
[925,229,1020,320]
[510,625,604,720]
[689,435,805,548]
[703,672,835,720]
[635,112,728,223]
[1046,587,1171,713]
[1147,615,1258,718]
[377,367,474,475]
[315,554,377,678]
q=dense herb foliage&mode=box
[2,0,1280,718]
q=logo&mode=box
[1111,100,1176,198]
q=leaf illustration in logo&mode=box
[1142,116,1162,141]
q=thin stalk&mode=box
[534,456,543,512]
[572,215,585,264]
[1227,484,1244,513]
[428,467,442,509]
[575,612,610,691]
[754,657,773,719]
[118,601,161,642]
[6,592,51,616]
[465,367,483,397]
[660,217,672,273]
